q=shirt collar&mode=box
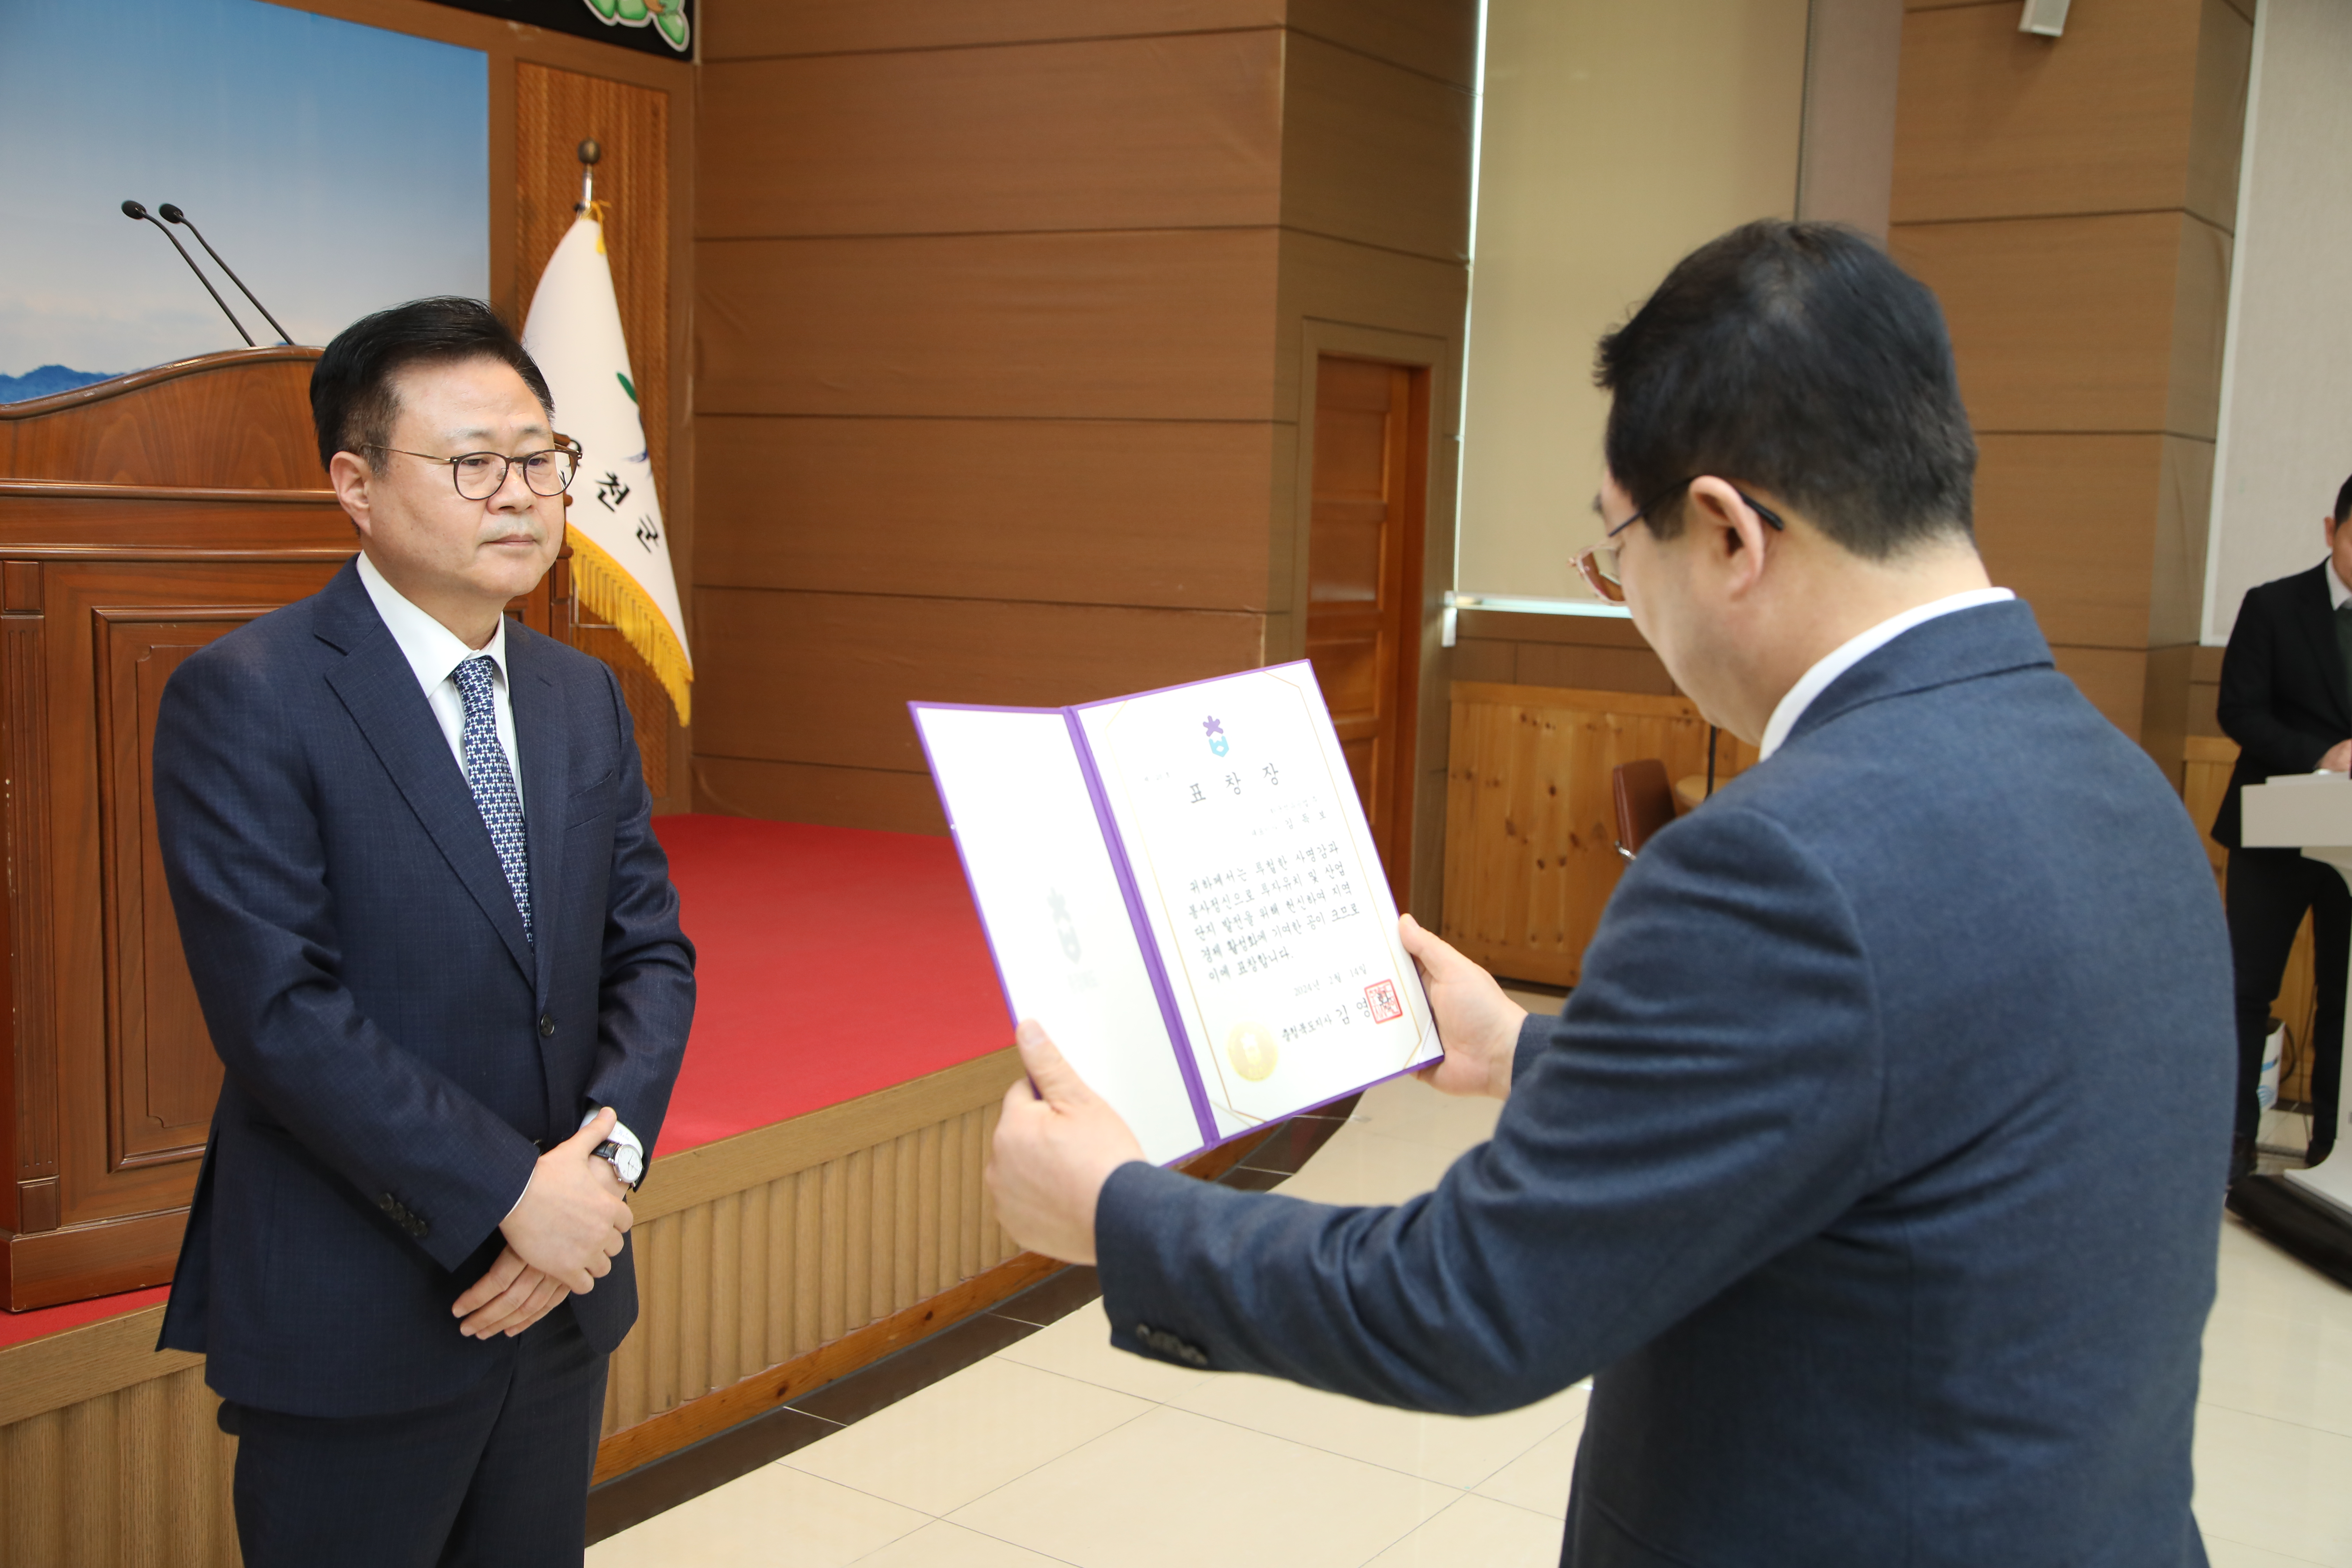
[2329,556,2352,611]
[354,551,509,693]
[1756,587,2016,761]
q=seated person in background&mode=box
[2211,479,2352,1181]
[990,220,2234,1568]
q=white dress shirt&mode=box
[1757,587,2017,762]
[355,553,643,1198]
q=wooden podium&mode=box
[0,349,569,1309]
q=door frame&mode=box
[1282,320,1458,924]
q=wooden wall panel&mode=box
[694,416,1275,609]
[692,757,950,836]
[2047,645,2149,738]
[700,0,1281,60]
[516,61,687,810]
[700,35,1282,238]
[698,230,1281,421]
[1274,232,1468,426]
[1441,682,1755,987]
[1973,434,2164,648]
[694,590,1265,772]
[1280,35,1475,263]
[1288,0,1482,88]
[1891,212,2221,436]
[518,64,671,506]
[1891,0,2219,226]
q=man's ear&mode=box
[1685,476,1774,595]
[330,450,376,539]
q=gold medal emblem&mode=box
[1225,1022,1279,1082]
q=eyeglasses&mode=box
[365,437,583,500]
[1571,477,1788,603]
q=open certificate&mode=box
[910,663,1442,1166]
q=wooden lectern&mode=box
[0,349,570,1309]
[2231,772,2352,1283]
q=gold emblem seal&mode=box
[1225,1022,1279,1082]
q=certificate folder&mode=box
[910,662,1443,1166]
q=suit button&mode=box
[538,1014,556,1037]
[379,1194,397,1214]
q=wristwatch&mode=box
[592,1139,644,1191]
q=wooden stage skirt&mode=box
[0,815,1060,1565]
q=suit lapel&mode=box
[315,566,536,982]
[2294,564,2352,734]
[510,628,570,1007]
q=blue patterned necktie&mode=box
[452,655,532,944]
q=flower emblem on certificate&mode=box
[1204,715,1230,758]
[1225,1022,1279,1082]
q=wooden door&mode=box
[1305,357,1427,909]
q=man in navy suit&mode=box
[988,223,2232,1565]
[2210,481,2352,1181]
[153,298,694,1567]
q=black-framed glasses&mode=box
[1572,477,1787,604]
[366,436,583,500]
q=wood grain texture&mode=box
[1890,211,2226,437]
[692,757,950,836]
[600,1064,1023,1443]
[699,0,1282,60]
[698,34,1282,238]
[1288,0,1481,88]
[1891,0,2216,226]
[0,1362,234,1568]
[0,351,324,490]
[1274,230,1466,428]
[694,588,1265,772]
[1973,433,2164,649]
[1440,682,1756,987]
[516,61,686,798]
[697,229,1281,421]
[2186,0,2255,235]
[2047,644,2148,738]
[693,416,1276,610]
[1280,34,1474,262]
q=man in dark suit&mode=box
[2211,481,2352,1181]
[152,298,694,1567]
[988,223,2232,1566]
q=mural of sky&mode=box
[0,0,488,395]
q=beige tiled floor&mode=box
[594,989,2352,1568]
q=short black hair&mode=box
[309,297,554,472]
[2334,473,2352,527]
[1594,220,1977,559]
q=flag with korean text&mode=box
[522,214,691,722]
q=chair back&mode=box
[1612,758,1676,861]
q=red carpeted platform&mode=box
[2,814,1010,1346]
[651,813,1010,1152]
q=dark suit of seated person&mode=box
[2210,482,2352,1181]
[152,299,694,1568]
[988,222,2233,1568]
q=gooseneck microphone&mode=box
[158,203,291,344]
[121,200,254,347]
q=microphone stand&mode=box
[121,200,252,347]
[158,204,291,343]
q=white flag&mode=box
[522,215,692,723]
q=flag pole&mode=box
[575,140,600,214]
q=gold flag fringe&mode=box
[566,526,693,726]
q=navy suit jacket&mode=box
[2213,562,2352,850]
[1097,602,2233,1567]
[154,559,694,1419]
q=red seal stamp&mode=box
[1364,979,1402,1023]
